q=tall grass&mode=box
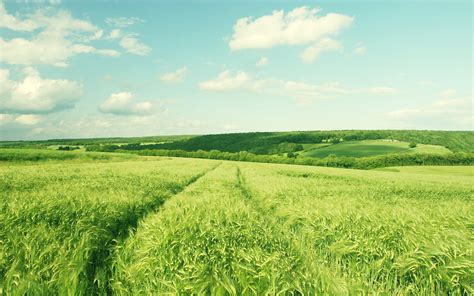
[0,159,217,295]
[111,164,320,294]
[0,148,139,163]
[111,163,473,295]
[240,163,474,294]
[1,152,472,294]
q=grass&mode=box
[0,148,142,164]
[375,165,474,176]
[0,158,217,294]
[300,143,332,150]
[302,140,452,158]
[1,151,472,294]
[112,162,473,295]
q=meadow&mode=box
[1,151,472,295]
[301,140,452,158]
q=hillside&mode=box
[100,130,473,155]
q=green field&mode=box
[375,166,474,176]
[302,140,452,158]
[1,153,472,295]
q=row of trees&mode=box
[106,148,473,169]
[84,130,473,155]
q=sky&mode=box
[0,0,472,140]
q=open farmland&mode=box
[0,158,218,294]
[1,154,472,295]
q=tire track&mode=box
[234,165,348,294]
[88,162,222,295]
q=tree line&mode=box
[93,148,473,169]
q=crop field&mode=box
[375,166,474,176]
[1,155,473,295]
[302,140,452,158]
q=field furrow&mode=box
[110,164,320,294]
[0,159,218,295]
[1,155,472,295]
[238,162,474,294]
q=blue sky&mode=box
[0,0,472,140]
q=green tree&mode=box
[409,142,417,148]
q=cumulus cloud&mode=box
[0,3,120,66]
[0,68,83,114]
[14,114,41,125]
[160,67,187,83]
[300,38,341,63]
[229,6,352,62]
[119,35,151,56]
[0,2,39,31]
[99,92,154,115]
[230,7,353,49]
[0,113,41,127]
[256,57,269,67]
[199,71,250,91]
[108,29,122,39]
[106,17,144,28]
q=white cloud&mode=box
[300,38,342,63]
[0,4,120,66]
[440,89,457,98]
[199,70,396,104]
[353,44,366,55]
[106,17,143,28]
[432,98,466,108]
[0,68,83,114]
[230,7,353,50]
[0,114,14,125]
[0,113,41,126]
[199,71,250,91]
[160,67,187,83]
[99,92,154,115]
[107,29,151,57]
[229,6,352,62]
[0,2,39,31]
[387,97,472,128]
[256,57,269,67]
[119,35,151,56]
[108,29,122,39]
[14,114,41,125]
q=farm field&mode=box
[1,155,472,295]
[302,140,452,158]
[375,166,474,176]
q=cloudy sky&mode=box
[0,0,472,140]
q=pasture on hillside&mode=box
[301,140,452,158]
[1,153,472,295]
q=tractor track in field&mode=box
[87,162,222,295]
[234,165,347,292]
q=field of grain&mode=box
[1,156,472,295]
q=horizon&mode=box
[1,0,472,141]
[1,128,472,143]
